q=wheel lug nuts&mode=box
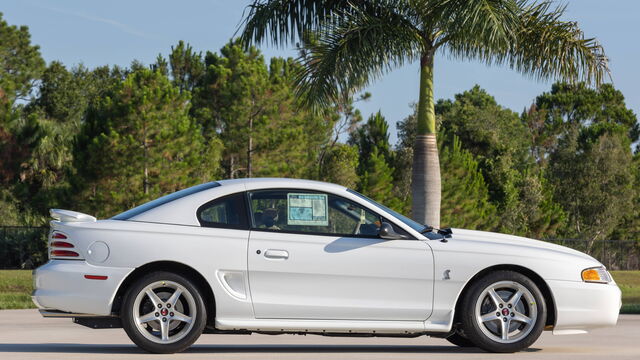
[155,312,159,317]
[503,317,508,322]
[162,317,167,322]
[496,312,500,316]
[157,304,162,309]
[170,312,174,317]
[499,304,503,308]
[511,313,515,317]
[167,304,171,308]
[508,304,512,308]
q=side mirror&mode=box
[379,222,407,240]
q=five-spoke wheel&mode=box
[475,280,538,343]
[121,272,206,353]
[460,270,546,352]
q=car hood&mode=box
[450,228,599,264]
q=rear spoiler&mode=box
[50,209,97,223]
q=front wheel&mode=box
[121,271,207,353]
[460,270,546,353]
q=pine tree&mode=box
[359,147,401,210]
[320,144,359,189]
[396,108,499,229]
[349,112,402,210]
[192,41,334,179]
[439,136,498,230]
[76,69,222,217]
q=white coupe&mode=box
[32,178,621,353]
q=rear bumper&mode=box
[32,260,134,316]
[548,279,621,334]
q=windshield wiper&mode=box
[420,225,434,234]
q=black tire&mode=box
[121,271,207,353]
[446,332,477,347]
[460,270,546,353]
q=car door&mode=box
[246,189,434,321]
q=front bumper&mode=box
[548,279,621,334]
[32,260,134,316]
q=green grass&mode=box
[1,269,639,313]
[611,271,640,314]
[0,270,33,310]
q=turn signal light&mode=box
[51,241,74,248]
[50,250,80,257]
[581,266,611,283]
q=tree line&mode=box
[239,0,610,229]
[1,13,638,245]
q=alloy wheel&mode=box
[474,280,538,344]
[132,280,197,344]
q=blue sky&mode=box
[3,0,638,144]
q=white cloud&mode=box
[46,6,152,39]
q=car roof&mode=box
[120,178,347,225]
[109,177,424,239]
[217,177,348,192]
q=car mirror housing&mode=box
[379,222,407,240]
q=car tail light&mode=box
[52,232,67,239]
[50,250,80,257]
[51,241,74,248]
[49,230,83,260]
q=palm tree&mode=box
[240,0,608,227]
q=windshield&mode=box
[112,182,220,220]
[347,189,426,233]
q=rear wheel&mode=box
[121,271,206,353]
[460,270,546,353]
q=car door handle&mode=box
[263,249,289,260]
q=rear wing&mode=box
[50,209,96,223]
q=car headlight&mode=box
[581,266,612,283]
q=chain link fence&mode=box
[0,226,638,270]
[544,239,640,270]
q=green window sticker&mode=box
[287,193,328,226]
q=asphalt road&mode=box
[0,310,638,360]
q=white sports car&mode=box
[32,178,621,353]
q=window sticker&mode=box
[287,193,328,226]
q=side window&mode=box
[248,190,382,237]
[197,192,249,229]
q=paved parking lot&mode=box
[0,310,638,360]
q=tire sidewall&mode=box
[461,270,546,353]
[121,271,207,353]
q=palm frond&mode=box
[443,1,609,86]
[419,0,520,48]
[294,3,423,109]
[435,0,521,61]
[507,1,609,85]
[239,0,353,47]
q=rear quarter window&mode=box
[112,182,220,220]
[197,192,249,230]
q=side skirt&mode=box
[215,318,448,337]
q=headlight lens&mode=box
[581,266,612,283]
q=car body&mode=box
[32,178,621,353]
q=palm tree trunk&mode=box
[411,53,441,227]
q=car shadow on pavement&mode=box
[0,344,139,354]
[0,343,542,354]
